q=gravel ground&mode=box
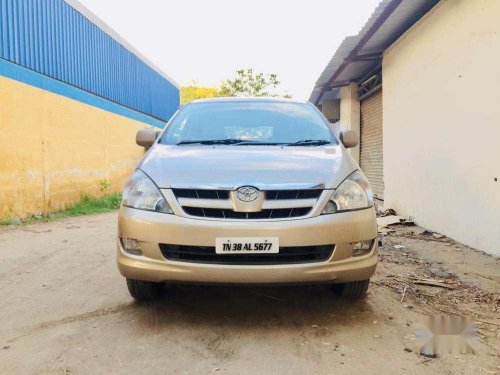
[0,212,498,374]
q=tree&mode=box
[181,81,221,104]
[181,70,292,103]
[218,68,291,98]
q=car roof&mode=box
[188,97,308,105]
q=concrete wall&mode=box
[0,64,158,218]
[383,0,500,255]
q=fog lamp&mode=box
[121,238,142,255]
[352,240,374,257]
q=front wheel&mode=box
[332,279,370,299]
[126,278,164,301]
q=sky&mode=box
[78,0,381,100]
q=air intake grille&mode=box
[265,190,322,200]
[183,207,311,219]
[172,189,229,200]
[159,244,334,265]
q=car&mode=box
[117,97,378,301]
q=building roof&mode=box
[0,0,179,122]
[309,0,439,105]
[65,0,180,89]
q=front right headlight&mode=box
[122,169,172,213]
[322,170,373,214]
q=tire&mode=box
[126,278,164,301]
[332,279,370,299]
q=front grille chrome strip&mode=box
[177,197,318,210]
[177,198,232,209]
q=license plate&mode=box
[215,237,279,254]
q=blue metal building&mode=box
[0,0,180,124]
[0,0,180,217]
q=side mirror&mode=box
[136,128,158,148]
[340,130,359,149]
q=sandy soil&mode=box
[0,212,498,374]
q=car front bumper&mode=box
[117,206,378,284]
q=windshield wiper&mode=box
[235,140,287,146]
[177,139,287,146]
[177,139,246,145]
[286,139,331,146]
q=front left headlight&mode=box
[122,169,172,213]
[322,170,373,214]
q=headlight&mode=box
[322,170,373,214]
[122,170,172,213]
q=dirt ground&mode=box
[0,212,498,375]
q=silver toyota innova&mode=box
[117,98,378,301]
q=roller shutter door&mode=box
[360,90,384,200]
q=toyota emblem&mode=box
[236,186,260,202]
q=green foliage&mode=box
[181,70,291,103]
[100,179,112,193]
[0,216,15,225]
[218,68,292,98]
[63,193,122,217]
[0,193,122,226]
[181,82,221,104]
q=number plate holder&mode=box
[215,237,279,254]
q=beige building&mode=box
[310,0,500,256]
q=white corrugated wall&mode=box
[360,90,384,199]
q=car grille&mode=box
[264,190,321,200]
[159,244,334,265]
[172,188,322,220]
[172,189,230,200]
[182,207,311,219]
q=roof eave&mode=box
[310,0,440,105]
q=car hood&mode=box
[139,145,358,190]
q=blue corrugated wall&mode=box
[0,0,179,121]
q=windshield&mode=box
[159,101,337,146]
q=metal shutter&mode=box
[360,90,384,200]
